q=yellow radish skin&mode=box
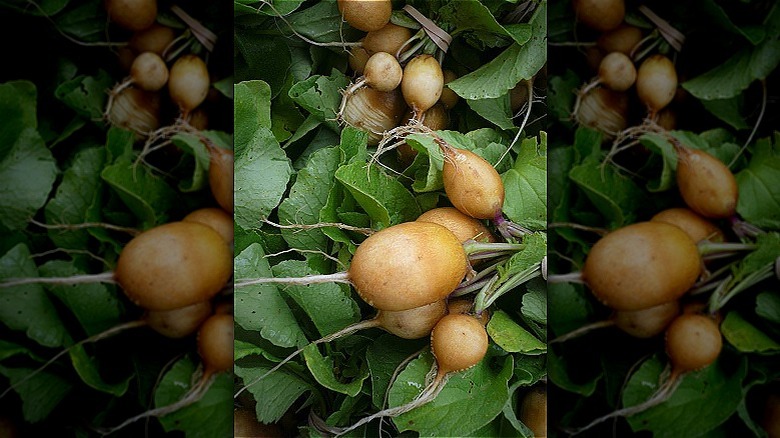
[397,104,449,163]
[130,52,169,92]
[519,386,548,438]
[363,23,412,55]
[168,55,210,114]
[337,0,392,32]
[376,300,447,339]
[363,52,403,92]
[675,147,738,218]
[572,0,625,32]
[129,23,175,56]
[348,41,370,75]
[651,208,725,242]
[636,55,678,114]
[417,207,495,243]
[197,313,234,374]
[598,24,643,55]
[665,313,722,373]
[582,222,701,311]
[614,301,680,338]
[105,0,157,31]
[146,301,213,338]
[401,55,444,114]
[115,222,232,311]
[430,314,488,373]
[183,208,233,245]
[440,70,460,109]
[442,148,505,219]
[209,147,234,213]
[348,222,467,311]
[575,87,629,138]
[599,52,636,92]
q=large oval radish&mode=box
[168,55,210,114]
[651,207,725,242]
[146,301,213,338]
[401,55,444,114]
[348,221,467,311]
[675,147,738,218]
[416,207,495,243]
[442,148,505,219]
[636,55,678,114]
[115,222,232,310]
[582,222,701,310]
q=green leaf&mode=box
[302,343,369,397]
[756,292,780,323]
[44,146,106,249]
[234,124,293,230]
[54,0,108,44]
[287,0,359,43]
[234,80,272,134]
[487,310,546,354]
[736,136,780,229]
[235,34,291,96]
[548,283,596,337]
[439,0,518,44]
[0,365,74,423]
[154,357,232,438]
[624,356,747,437]
[0,127,57,231]
[54,70,113,121]
[0,244,67,348]
[235,360,310,424]
[334,161,421,229]
[278,147,342,252]
[701,97,750,131]
[682,35,780,100]
[271,260,360,337]
[521,282,547,326]
[366,334,427,409]
[568,156,644,228]
[721,312,780,354]
[547,346,601,397]
[288,70,350,131]
[66,345,132,396]
[101,156,176,228]
[389,352,514,436]
[0,81,37,158]
[234,244,307,348]
[502,134,547,229]
[169,132,212,193]
[466,95,515,130]
[447,3,546,100]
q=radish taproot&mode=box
[675,147,738,218]
[581,222,701,310]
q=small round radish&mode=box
[337,0,391,32]
[146,301,213,339]
[168,54,210,114]
[519,386,547,438]
[105,0,157,31]
[197,313,233,374]
[613,301,680,338]
[675,147,738,218]
[208,147,234,213]
[417,207,495,243]
[665,313,722,373]
[572,0,625,32]
[362,52,403,92]
[129,23,175,56]
[442,148,505,219]
[582,222,701,310]
[115,221,232,310]
[183,208,233,245]
[598,52,636,92]
[341,87,407,145]
[363,23,412,56]
[349,221,467,311]
[130,52,169,92]
[636,55,678,115]
[440,70,460,110]
[401,54,444,115]
[597,24,643,55]
[377,300,448,339]
[431,314,489,374]
[651,208,725,242]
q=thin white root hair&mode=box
[0,271,116,289]
[234,271,352,289]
